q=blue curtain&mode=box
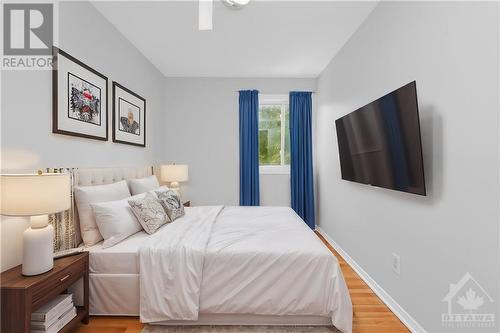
[239,90,260,206]
[290,91,315,229]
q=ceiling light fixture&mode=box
[221,0,251,9]
[199,0,252,31]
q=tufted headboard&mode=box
[74,166,153,187]
[73,166,155,245]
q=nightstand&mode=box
[0,252,89,333]
[183,200,191,207]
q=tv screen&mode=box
[335,81,426,196]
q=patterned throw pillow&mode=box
[155,189,185,221]
[128,193,170,234]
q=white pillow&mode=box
[91,192,146,248]
[74,181,131,246]
[128,175,160,195]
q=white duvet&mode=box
[139,206,353,333]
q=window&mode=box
[258,95,290,174]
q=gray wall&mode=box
[315,2,499,331]
[164,78,316,206]
[1,1,166,271]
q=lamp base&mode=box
[169,181,181,199]
[22,216,54,276]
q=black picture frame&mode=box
[52,47,108,141]
[112,81,146,147]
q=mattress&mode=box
[87,230,150,274]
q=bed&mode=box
[74,167,352,333]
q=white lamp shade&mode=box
[0,173,71,216]
[161,164,189,183]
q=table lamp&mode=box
[161,164,189,198]
[0,173,71,276]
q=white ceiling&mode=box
[91,1,378,78]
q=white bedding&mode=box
[138,206,353,333]
[87,230,149,274]
[139,206,223,322]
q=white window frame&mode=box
[258,95,290,175]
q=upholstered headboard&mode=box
[73,166,155,245]
[74,166,153,187]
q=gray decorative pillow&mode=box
[155,189,185,221]
[128,193,170,234]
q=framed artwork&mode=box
[112,82,146,147]
[52,47,108,141]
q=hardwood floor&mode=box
[315,232,409,333]
[72,233,409,333]
[73,316,143,333]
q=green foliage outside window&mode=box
[258,104,290,166]
[284,105,290,165]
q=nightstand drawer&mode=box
[32,260,85,308]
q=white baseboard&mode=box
[316,227,427,333]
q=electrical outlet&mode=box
[392,253,401,276]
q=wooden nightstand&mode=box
[183,200,191,207]
[0,252,89,333]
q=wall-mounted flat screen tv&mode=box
[335,81,426,196]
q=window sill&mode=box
[259,165,290,175]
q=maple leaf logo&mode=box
[457,288,484,311]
